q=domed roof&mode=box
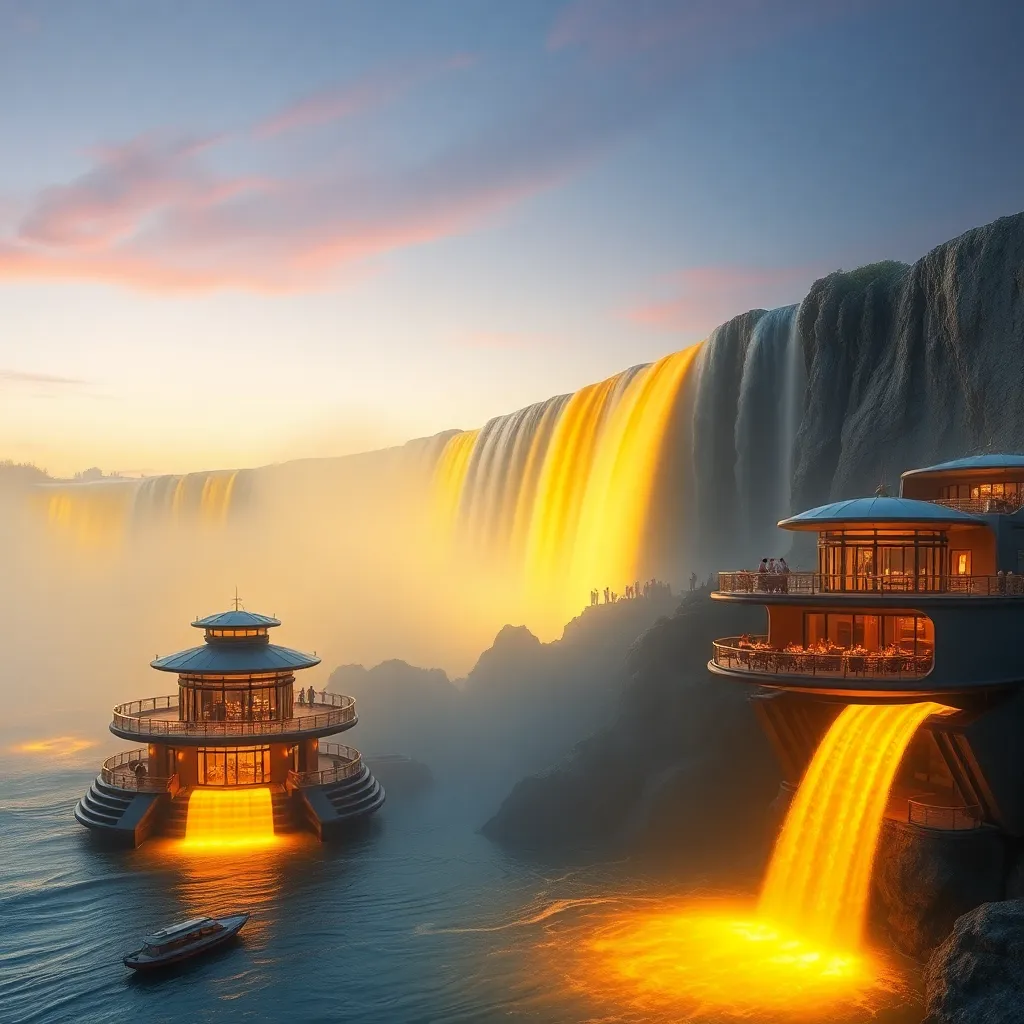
[902,454,1024,477]
[778,496,983,531]
[151,643,320,674]
[192,609,280,629]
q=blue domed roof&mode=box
[779,496,983,531]
[151,642,320,674]
[902,454,1024,477]
[192,609,280,629]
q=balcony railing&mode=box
[908,799,983,830]
[111,693,357,738]
[931,497,1024,516]
[100,748,174,792]
[288,741,362,788]
[717,571,1024,597]
[712,636,933,680]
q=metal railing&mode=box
[908,800,983,830]
[712,636,933,680]
[717,571,1024,597]
[111,693,357,737]
[931,497,1024,516]
[100,749,173,792]
[287,742,362,788]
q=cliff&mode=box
[793,213,1024,507]
[482,592,779,872]
[328,588,679,792]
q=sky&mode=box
[1,0,1022,477]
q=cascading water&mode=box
[552,701,950,1020]
[432,348,704,630]
[181,786,278,852]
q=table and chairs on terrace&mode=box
[713,635,934,679]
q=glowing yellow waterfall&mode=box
[433,429,480,531]
[181,786,277,852]
[760,701,953,950]
[198,470,239,525]
[39,484,136,549]
[524,375,621,583]
[568,347,702,602]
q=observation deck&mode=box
[109,691,357,745]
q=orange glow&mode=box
[553,897,905,1022]
[760,701,954,950]
[181,786,278,852]
[14,735,96,755]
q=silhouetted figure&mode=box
[689,571,697,591]
[307,684,316,706]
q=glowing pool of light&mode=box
[539,896,911,1023]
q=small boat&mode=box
[123,913,249,970]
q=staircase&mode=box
[271,786,298,833]
[322,764,386,820]
[293,763,386,840]
[75,776,134,829]
[162,790,191,838]
[74,775,166,847]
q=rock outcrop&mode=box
[872,820,1007,958]
[924,900,1024,1024]
[482,592,779,871]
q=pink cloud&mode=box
[253,55,476,138]
[0,125,575,293]
[628,266,816,334]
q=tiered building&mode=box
[710,454,1024,834]
[75,606,384,845]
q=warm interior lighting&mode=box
[180,786,278,852]
[14,735,95,755]
[760,700,954,950]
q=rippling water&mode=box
[0,759,924,1024]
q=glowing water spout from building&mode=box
[181,786,278,852]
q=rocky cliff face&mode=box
[328,589,679,793]
[792,213,1024,508]
[482,592,779,872]
[924,900,1024,1024]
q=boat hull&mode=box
[123,913,249,970]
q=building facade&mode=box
[75,607,385,846]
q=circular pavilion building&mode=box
[75,606,385,846]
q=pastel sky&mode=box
[2,0,1022,476]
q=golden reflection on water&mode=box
[13,735,96,755]
[426,891,915,1024]
[143,833,315,945]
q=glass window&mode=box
[805,613,826,647]
[952,550,971,576]
[198,746,271,785]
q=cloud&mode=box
[253,55,476,139]
[0,56,615,293]
[0,369,89,387]
[628,266,816,334]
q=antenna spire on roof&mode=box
[233,587,243,612]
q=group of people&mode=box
[756,557,791,592]
[295,685,323,706]
[588,578,672,606]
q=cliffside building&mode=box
[75,607,385,846]
[710,454,1024,835]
